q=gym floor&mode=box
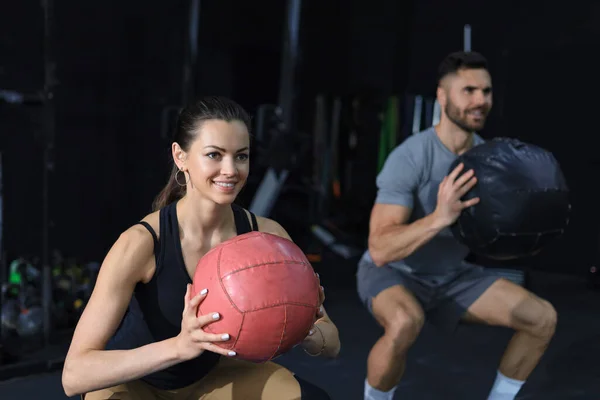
[1,270,599,399]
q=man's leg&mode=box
[461,277,557,399]
[368,286,424,392]
[357,261,428,400]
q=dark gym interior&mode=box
[1,0,600,399]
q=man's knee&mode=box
[386,308,424,347]
[515,298,557,340]
[371,285,425,349]
[534,300,557,340]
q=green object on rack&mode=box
[8,259,22,284]
[377,96,399,173]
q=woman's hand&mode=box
[175,284,237,361]
[301,274,326,355]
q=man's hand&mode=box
[434,162,480,227]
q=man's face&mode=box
[440,68,493,132]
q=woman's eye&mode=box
[207,152,221,160]
[237,154,249,161]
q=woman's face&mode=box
[174,119,250,205]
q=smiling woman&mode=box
[61,96,339,400]
[153,98,252,211]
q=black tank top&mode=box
[105,201,259,390]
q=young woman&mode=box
[62,96,340,399]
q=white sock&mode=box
[487,370,525,400]
[364,378,397,400]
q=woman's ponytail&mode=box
[152,164,186,211]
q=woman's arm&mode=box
[254,215,342,359]
[62,225,183,396]
[302,307,341,358]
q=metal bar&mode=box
[433,24,472,126]
[182,0,201,105]
[276,0,302,133]
[0,90,44,105]
[0,152,4,340]
[412,95,422,134]
[248,0,303,217]
[0,153,3,278]
[41,0,57,346]
[464,24,472,51]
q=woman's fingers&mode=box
[197,310,221,327]
[201,342,237,357]
[184,287,208,318]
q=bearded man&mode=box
[357,51,557,400]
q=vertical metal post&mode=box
[248,0,303,217]
[161,0,201,140]
[0,152,4,340]
[463,24,472,51]
[41,0,57,346]
[432,24,473,127]
[182,0,201,106]
[0,152,3,279]
[276,0,302,133]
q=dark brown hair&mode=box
[437,51,488,84]
[152,96,252,211]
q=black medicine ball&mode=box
[449,137,571,260]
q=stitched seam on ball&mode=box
[242,302,315,312]
[231,312,244,349]
[269,305,286,360]
[220,260,310,279]
[217,247,244,314]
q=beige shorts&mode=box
[82,357,301,400]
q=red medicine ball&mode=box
[191,231,320,363]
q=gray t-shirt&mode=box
[361,127,485,276]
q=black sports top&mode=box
[105,201,259,390]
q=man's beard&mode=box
[445,101,488,132]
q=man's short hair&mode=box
[437,51,488,84]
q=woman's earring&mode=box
[175,169,188,186]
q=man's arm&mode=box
[366,140,449,267]
[368,203,446,267]
[368,149,479,267]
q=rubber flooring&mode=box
[1,270,599,399]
